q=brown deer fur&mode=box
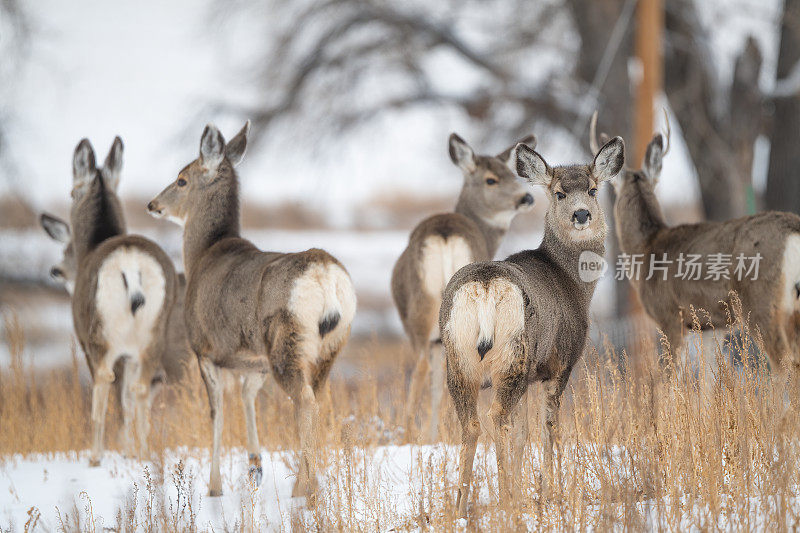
[61,138,178,466]
[392,133,535,441]
[607,122,800,371]
[40,216,194,391]
[148,122,356,498]
[440,137,625,516]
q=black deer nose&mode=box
[50,266,63,278]
[519,193,534,206]
[572,209,591,224]
[147,201,156,212]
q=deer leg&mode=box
[540,374,569,500]
[134,376,152,460]
[405,349,429,439]
[511,388,529,480]
[489,372,527,506]
[429,339,445,443]
[292,379,319,500]
[89,353,118,467]
[198,357,224,496]
[119,358,137,458]
[242,372,267,487]
[450,371,480,519]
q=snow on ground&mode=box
[2,444,796,531]
[0,445,467,531]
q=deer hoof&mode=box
[248,453,263,487]
[89,457,101,467]
[248,465,263,487]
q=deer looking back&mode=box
[392,133,535,441]
[57,138,178,466]
[600,114,800,371]
[148,122,357,498]
[440,136,624,516]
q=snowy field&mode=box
[0,445,486,531]
[2,444,796,531]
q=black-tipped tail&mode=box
[130,292,145,315]
[319,311,341,337]
[477,338,493,360]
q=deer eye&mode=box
[485,178,498,186]
[555,191,566,200]
[177,178,187,187]
[588,188,597,197]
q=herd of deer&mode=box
[35,114,800,515]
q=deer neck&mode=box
[454,196,507,258]
[71,175,127,262]
[540,217,605,302]
[615,182,667,254]
[183,173,241,277]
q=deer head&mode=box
[448,133,535,228]
[515,135,624,243]
[40,213,76,294]
[591,110,671,250]
[147,122,250,226]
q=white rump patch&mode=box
[288,262,357,365]
[419,235,473,299]
[780,234,800,315]
[95,246,166,360]
[445,278,525,385]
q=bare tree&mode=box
[766,0,800,214]
[0,0,31,185]
[663,0,765,221]
[214,0,582,143]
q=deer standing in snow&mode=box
[392,133,535,441]
[56,137,178,466]
[440,136,625,515]
[40,214,193,392]
[594,113,800,372]
[148,122,356,498]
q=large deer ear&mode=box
[643,134,664,183]
[102,136,124,191]
[40,213,70,243]
[72,138,96,191]
[514,143,551,187]
[593,136,625,183]
[497,134,536,163]
[448,133,477,173]
[225,121,250,167]
[199,124,226,171]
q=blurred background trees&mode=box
[212,0,799,314]
[0,0,30,185]
[216,0,799,219]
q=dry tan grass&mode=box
[2,307,800,530]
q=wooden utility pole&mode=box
[629,0,664,340]
[633,0,664,166]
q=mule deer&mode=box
[440,136,625,515]
[593,113,800,373]
[54,137,178,466]
[147,121,356,498]
[392,133,535,441]
[41,213,192,389]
